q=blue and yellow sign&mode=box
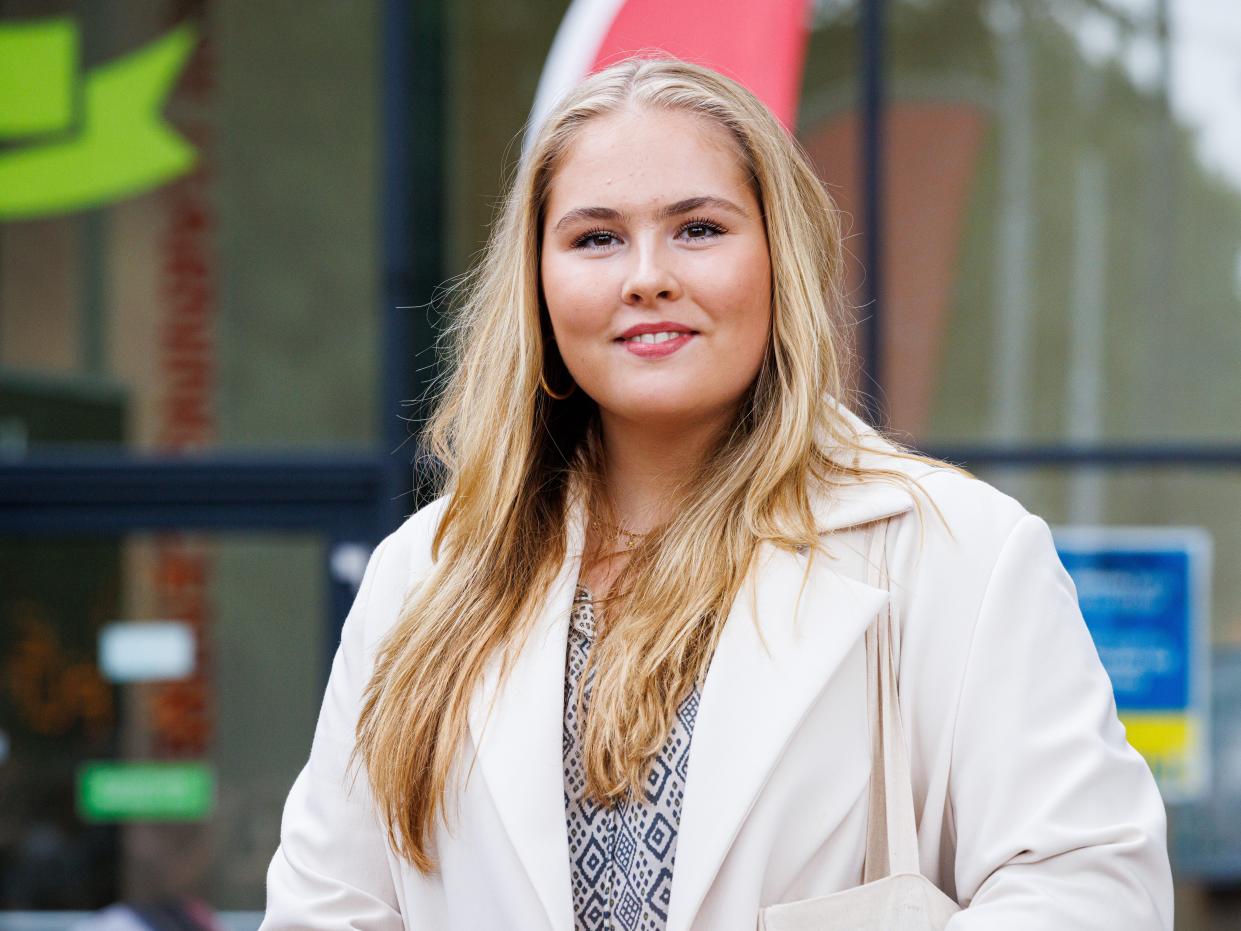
[0,17,197,219]
[1055,527,1212,803]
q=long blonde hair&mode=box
[356,57,957,873]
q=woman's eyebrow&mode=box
[552,195,748,232]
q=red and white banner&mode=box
[530,0,812,138]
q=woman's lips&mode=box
[617,332,696,358]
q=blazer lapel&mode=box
[465,503,587,931]
[666,483,914,931]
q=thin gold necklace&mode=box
[593,516,648,550]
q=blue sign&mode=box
[1053,526,1211,803]
[1055,547,1190,710]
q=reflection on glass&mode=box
[99,621,196,684]
[0,2,381,454]
[0,532,324,910]
[800,0,1241,449]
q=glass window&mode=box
[801,0,1241,447]
[0,1,382,454]
[0,530,327,910]
[443,0,568,273]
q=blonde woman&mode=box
[262,59,1172,930]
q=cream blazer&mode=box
[262,408,1173,930]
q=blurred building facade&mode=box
[1,0,1240,927]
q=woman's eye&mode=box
[679,218,727,241]
[572,229,619,249]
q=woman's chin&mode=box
[595,393,736,431]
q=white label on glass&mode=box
[99,621,195,683]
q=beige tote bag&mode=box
[759,521,961,931]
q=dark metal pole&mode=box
[859,0,887,429]
[380,0,445,536]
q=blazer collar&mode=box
[464,403,915,931]
[813,400,920,533]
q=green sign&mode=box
[0,18,198,220]
[77,761,214,822]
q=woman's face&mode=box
[540,106,772,431]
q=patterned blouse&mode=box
[563,583,701,931]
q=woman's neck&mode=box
[597,407,731,533]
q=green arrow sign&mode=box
[0,18,76,136]
[0,18,198,219]
[77,761,215,822]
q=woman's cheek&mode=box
[546,264,611,333]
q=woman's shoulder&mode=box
[839,431,1076,651]
[387,492,453,573]
[347,495,452,650]
[818,404,1032,553]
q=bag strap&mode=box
[862,518,922,883]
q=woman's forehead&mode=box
[544,107,753,216]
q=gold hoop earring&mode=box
[539,370,577,400]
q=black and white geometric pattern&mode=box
[564,583,700,931]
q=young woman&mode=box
[262,59,1172,930]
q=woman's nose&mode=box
[621,238,682,305]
